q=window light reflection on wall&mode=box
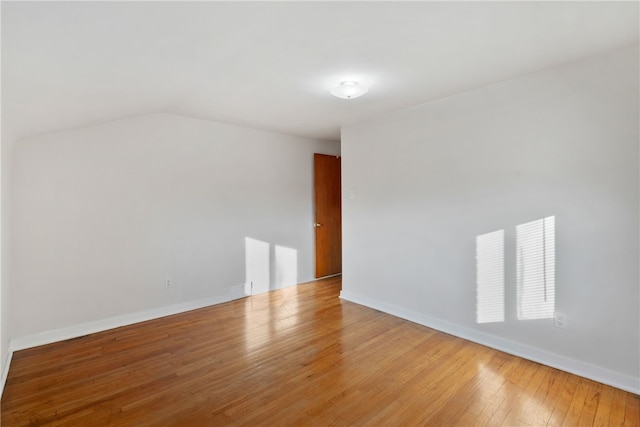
[475,216,556,324]
[476,229,505,323]
[517,216,556,320]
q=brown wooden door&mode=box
[314,154,342,278]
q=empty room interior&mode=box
[1,1,639,426]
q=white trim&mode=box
[5,277,311,354]
[1,291,236,396]
[340,289,640,395]
[1,280,309,397]
[10,293,232,352]
[6,283,634,397]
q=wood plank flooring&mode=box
[2,276,638,426]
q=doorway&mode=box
[313,153,342,278]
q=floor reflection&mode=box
[243,284,302,353]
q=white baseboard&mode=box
[340,289,640,395]
[1,279,312,396]
[0,291,233,397]
[10,292,234,352]
[8,277,312,354]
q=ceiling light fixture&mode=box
[330,81,368,99]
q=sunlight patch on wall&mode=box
[245,237,270,295]
[517,216,555,320]
[275,245,298,288]
[476,229,505,323]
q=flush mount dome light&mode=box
[330,81,368,99]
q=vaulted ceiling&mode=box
[3,2,638,142]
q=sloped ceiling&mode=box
[2,1,638,142]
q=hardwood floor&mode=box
[2,276,638,426]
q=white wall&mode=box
[341,45,639,392]
[1,128,14,394]
[12,113,339,340]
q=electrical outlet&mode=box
[165,277,172,288]
[554,311,567,329]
